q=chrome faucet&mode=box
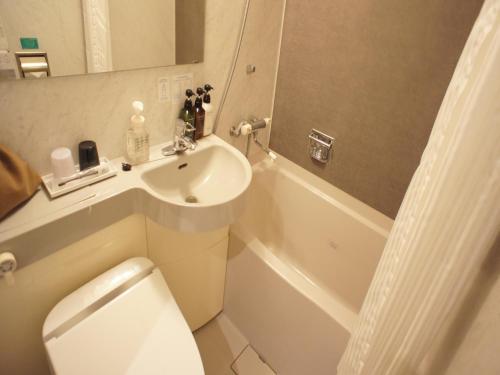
[229,117,276,159]
[162,121,197,156]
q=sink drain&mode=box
[185,195,199,203]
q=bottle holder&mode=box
[308,129,335,163]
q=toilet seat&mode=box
[43,258,204,375]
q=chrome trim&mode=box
[43,266,154,342]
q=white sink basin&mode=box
[140,136,252,232]
[142,144,250,206]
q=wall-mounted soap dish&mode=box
[42,158,117,198]
[308,129,335,163]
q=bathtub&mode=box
[223,154,393,375]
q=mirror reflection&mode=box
[0,0,205,80]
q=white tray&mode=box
[42,158,117,198]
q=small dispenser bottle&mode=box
[194,87,205,140]
[179,89,195,140]
[202,84,214,136]
[126,100,150,164]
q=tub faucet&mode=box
[230,117,276,160]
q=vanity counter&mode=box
[0,135,251,270]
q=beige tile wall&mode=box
[216,0,286,158]
[0,0,285,175]
[0,0,242,175]
[0,0,284,176]
[270,0,483,218]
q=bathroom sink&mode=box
[140,137,252,231]
[0,136,251,242]
[142,145,250,205]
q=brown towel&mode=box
[0,144,41,220]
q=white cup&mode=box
[51,147,76,179]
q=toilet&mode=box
[42,257,205,375]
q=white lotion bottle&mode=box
[126,100,150,164]
[202,84,214,135]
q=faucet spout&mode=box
[252,132,277,161]
[162,121,197,156]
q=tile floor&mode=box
[194,313,276,375]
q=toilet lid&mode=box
[44,267,204,375]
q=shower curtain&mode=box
[338,0,500,374]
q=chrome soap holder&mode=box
[308,129,335,163]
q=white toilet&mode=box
[42,257,205,375]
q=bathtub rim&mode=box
[252,154,394,238]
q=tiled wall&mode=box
[0,0,243,174]
[0,0,285,175]
[270,0,483,218]
[216,0,286,159]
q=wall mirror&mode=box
[0,0,205,80]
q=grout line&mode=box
[231,344,278,375]
[193,310,224,334]
[230,344,250,374]
[254,345,278,375]
[260,352,278,375]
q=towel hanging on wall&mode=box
[0,144,41,220]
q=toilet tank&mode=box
[43,257,155,340]
[42,257,204,375]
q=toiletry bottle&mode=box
[127,100,150,164]
[194,87,205,140]
[202,84,214,136]
[179,89,195,140]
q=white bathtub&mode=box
[224,155,393,375]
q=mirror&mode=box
[0,0,205,80]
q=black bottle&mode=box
[203,84,214,106]
[179,89,195,140]
[194,87,205,140]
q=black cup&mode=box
[78,140,100,171]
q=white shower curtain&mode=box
[338,1,500,374]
